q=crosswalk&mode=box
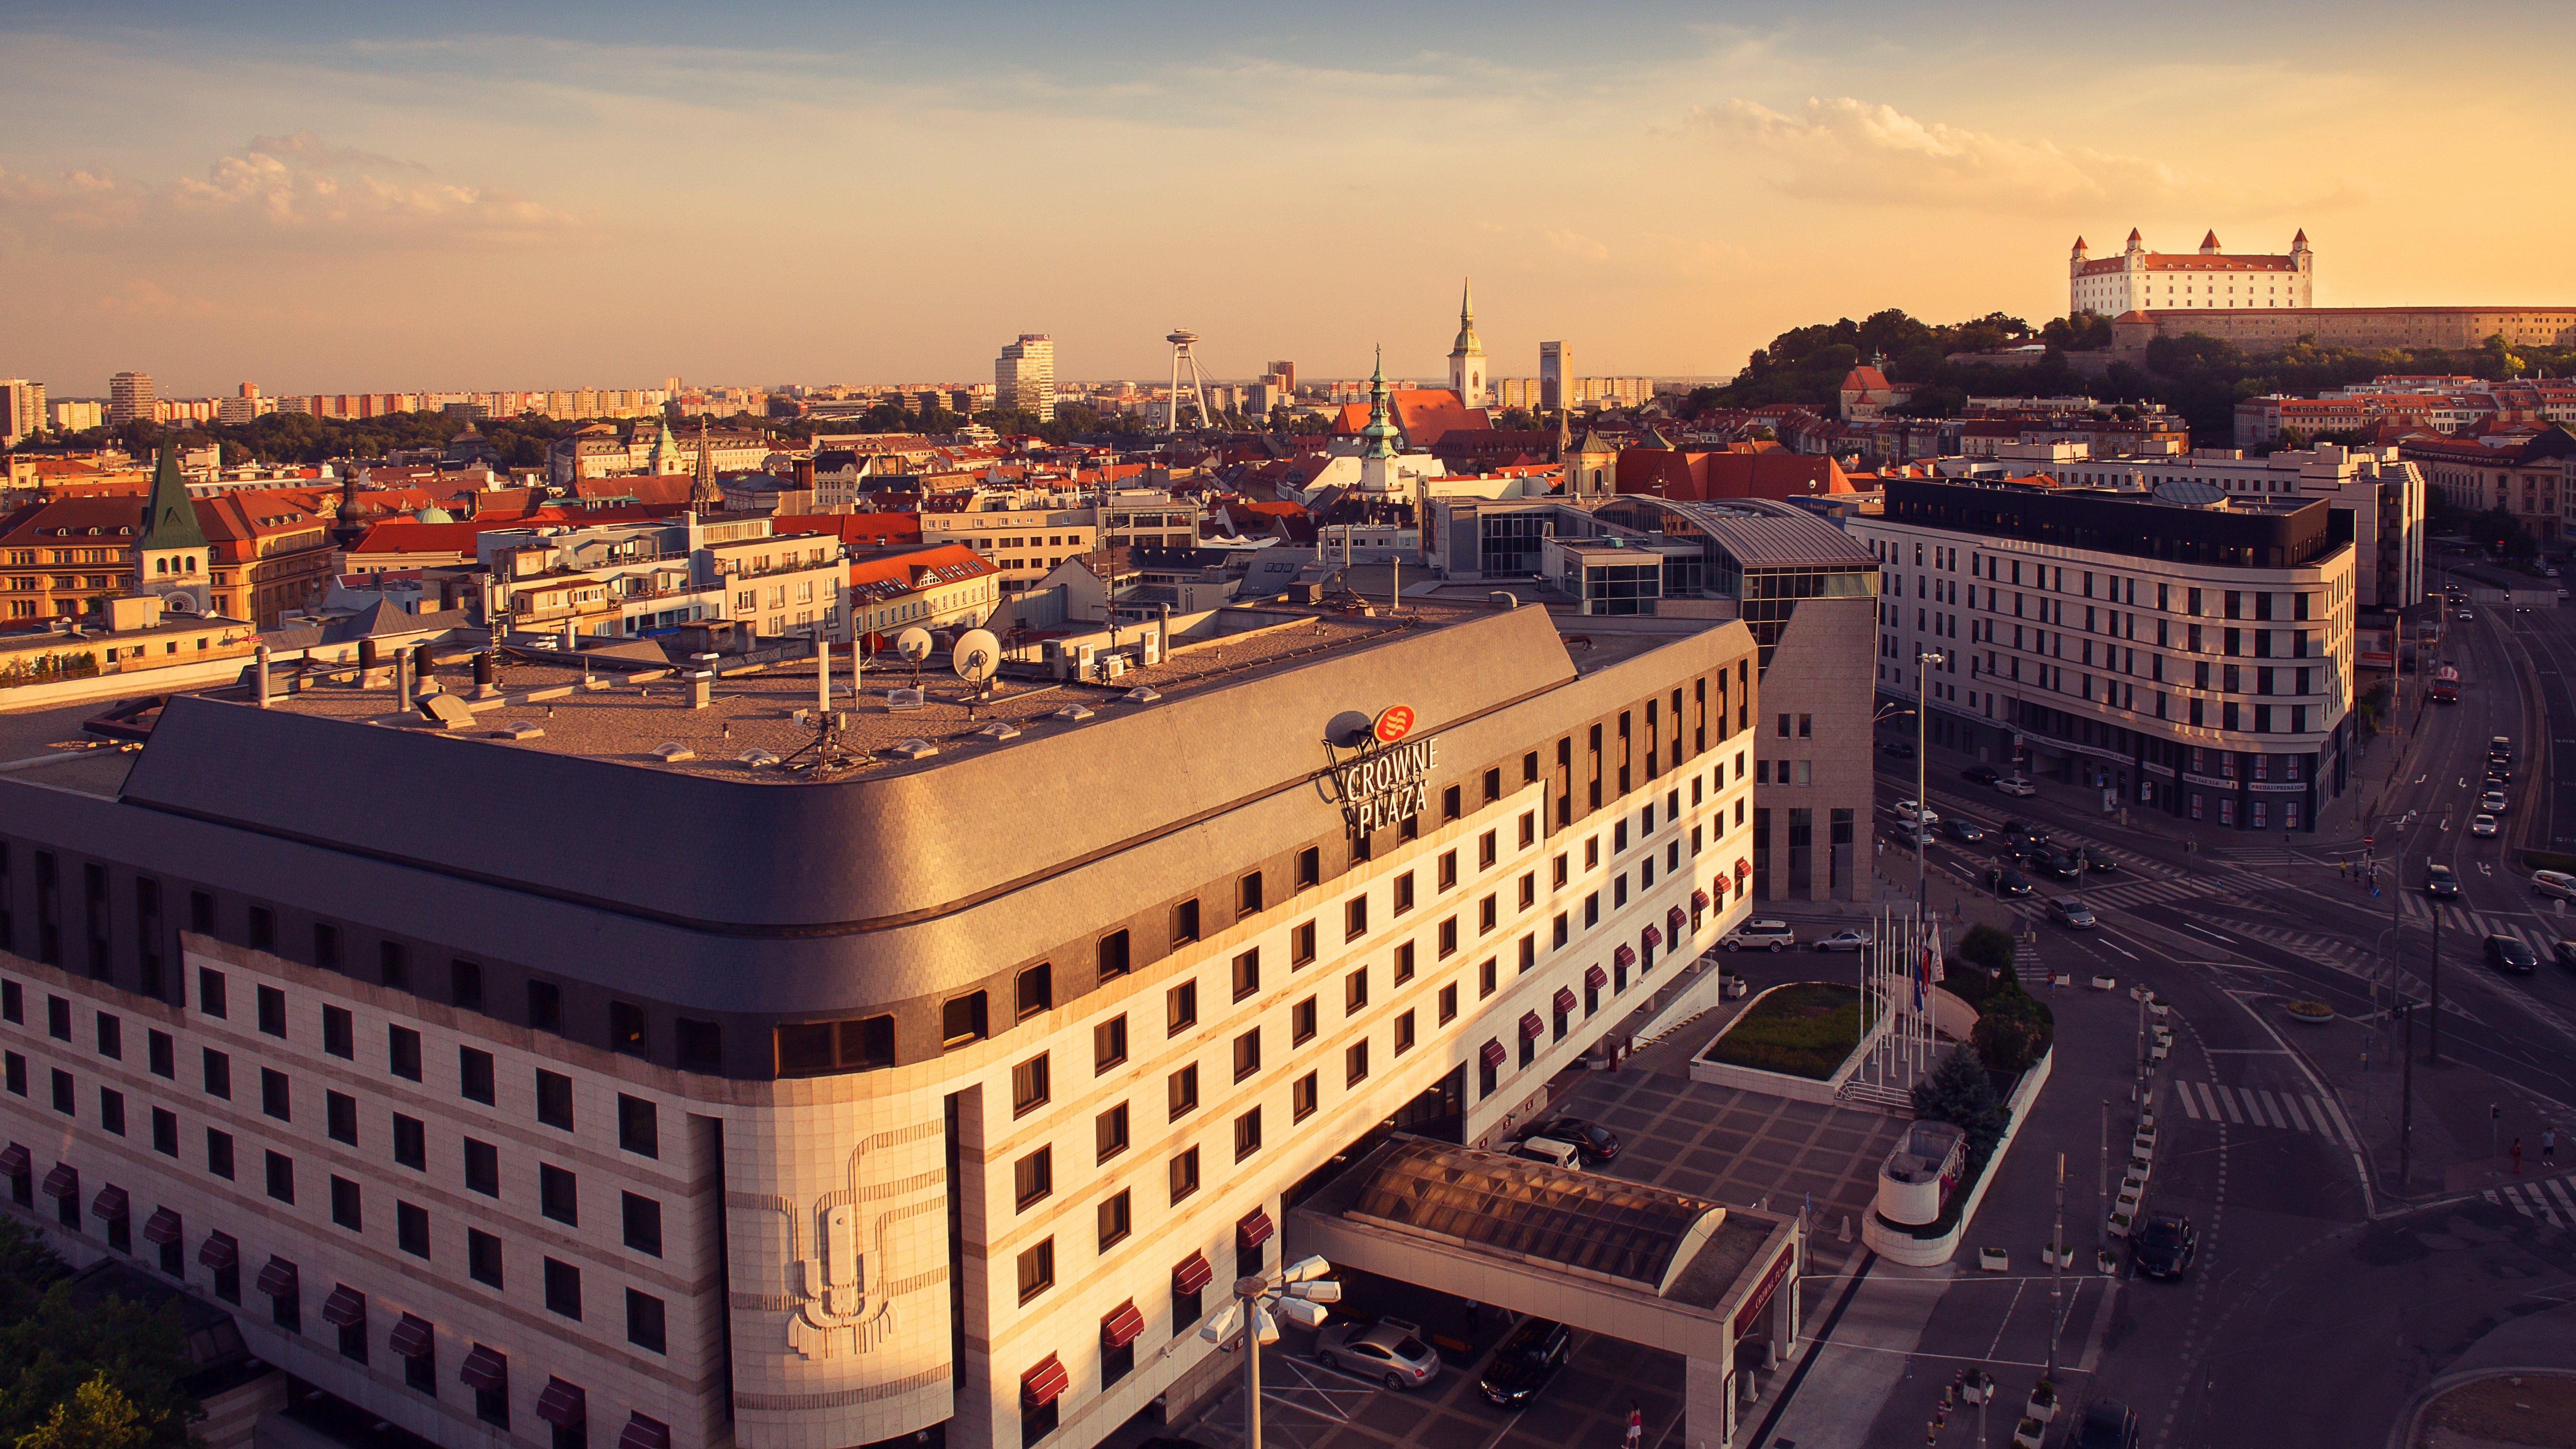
[2172,1079,2359,1150]
[2483,1174,2576,1229]
[2402,894,2575,953]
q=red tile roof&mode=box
[773,513,924,548]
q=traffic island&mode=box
[2407,1371,2576,1449]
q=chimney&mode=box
[392,643,410,708]
[691,652,718,710]
[253,644,272,709]
[816,635,831,714]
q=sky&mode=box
[4,1,2574,398]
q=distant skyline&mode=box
[5,1,2574,397]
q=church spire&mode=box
[688,419,722,514]
[136,443,208,552]
[1451,277,1483,358]
[1360,347,1399,462]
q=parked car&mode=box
[2553,939,2576,972]
[2471,814,2500,838]
[2081,845,2119,874]
[1513,1137,1582,1169]
[2046,897,2098,929]
[1894,799,1939,825]
[1316,1317,1440,1390]
[2131,1212,2196,1279]
[1517,1118,1619,1166]
[2070,1398,2143,1449]
[1812,928,1874,953]
[1996,776,2039,797]
[1984,866,2035,898]
[2480,791,2509,814]
[2486,934,2539,974]
[1476,1317,1573,1409]
[1879,738,1916,759]
[1940,815,1988,845]
[2534,870,2576,902]
[1961,764,2002,785]
[1720,919,1797,952]
[2425,864,2461,899]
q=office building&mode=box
[997,335,1057,422]
[1,592,1784,1449]
[1540,343,1571,413]
[1850,476,2357,831]
[109,372,157,427]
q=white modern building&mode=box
[996,336,1058,422]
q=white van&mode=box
[2534,870,2576,902]
[1514,1137,1583,1169]
[1720,919,1798,952]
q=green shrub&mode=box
[1957,924,2018,982]
[1971,977,2055,1072]
[1705,983,1863,1080]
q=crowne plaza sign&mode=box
[1326,704,1439,836]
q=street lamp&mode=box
[1915,650,1946,917]
[1200,1254,1339,1449]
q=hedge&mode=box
[1703,983,1862,1080]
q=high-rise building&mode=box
[1540,342,1572,413]
[1266,360,1296,395]
[0,379,45,445]
[996,335,1057,420]
[109,371,156,426]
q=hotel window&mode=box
[942,992,988,1049]
[1344,967,1368,1014]
[1437,851,1457,891]
[1343,897,1367,942]
[1013,1147,1052,1211]
[1173,899,1201,945]
[1233,1108,1263,1162]
[1099,928,1132,982]
[1441,785,1462,822]
[1480,957,1498,999]
[1292,997,1317,1046]
[1292,1072,1318,1123]
[1232,1030,1261,1083]
[1169,1146,1200,1203]
[1393,941,1415,985]
[1479,895,1497,935]
[1168,1064,1199,1120]
[1017,963,1053,1021]
[1237,872,1264,918]
[1096,1103,1130,1162]
[1016,1239,1055,1305]
[1345,1040,1369,1087]
[1437,917,1458,958]
[1166,980,1198,1035]
[1098,1189,1133,1252]
[1232,949,1260,1002]
[1012,1054,1051,1117]
[1291,921,1317,967]
[1394,1010,1416,1055]
[1393,873,1415,915]
[1295,847,1320,889]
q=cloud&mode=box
[1698,96,2198,212]
[90,279,220,318]
[0,134,573,251]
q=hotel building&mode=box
[0,595,1786,1449]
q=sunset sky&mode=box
[6,1,2573,398]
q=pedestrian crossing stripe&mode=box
[2483,1175,2576,1229]
[2173,1080,2360,1150]
[2398,897,2576,953]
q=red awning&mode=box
[1479,1038,1508,1069]
[459,1343,508,1394]
[1173,1252,1213,1296]
[41,1165,77,1199]
[1101,1300,1145,1350]
[1613,944,1636,968]
[142,1208,183,1246]
[1691,889,1712,911]
[388,1313,436,1360]
[322,1285,367,1328]
[1584,964,1609,991]
[536,1378,587,1428]
[256,1256,299,1298]
[90,1185,129,1220]
[1237,1209,1275,1250]
[1734,857,1751,879]
[618,1415,672,1449]
[1642,924,1663,949]
[197,1232,238,1271]
[1551,987,1578,1017]
[1517,1010,1545,1040]
[1669,905,1689,933]
[0,1144,27,1177]
[1022,1354,1070,1407]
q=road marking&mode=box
[2215,1086,2244,1124]
[2279,1094,2311,1133]
[2174,921,2234,944]
[2178,1088,2203,1120]
[2096,937,2139,961]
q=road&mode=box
[1821,569,2576,1448]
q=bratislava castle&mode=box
[2071,229,2313,318]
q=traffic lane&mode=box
[2508,605,2576,848]
[1871,758,2203,876]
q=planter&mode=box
[2096,1247,2119,1275]
[2092,974,2118,990]
[2027,1385,2059,1424]
[1979,1246,2009,1272]
[2285,999,2334,1023]
[2012,1419,2046,1449]
[2041,1243,2075,1268]
[2134,1132,2157,1157]
[2116,1191,2141,1215]
[1962,1371,1993,1404]
[2150,1041,2170,1062]
[2130,1154,2153,1178]
[2108,1210,2135,1237]
[2149,1000,2170,1019]
[2051,972,2073,987]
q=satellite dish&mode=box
[953,628,1001,687]
[894,627,933,663]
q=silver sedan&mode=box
[1317,1316,1441,1390]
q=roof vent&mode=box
[493,720,545,741]
[886,687,925,712]
[1487,591,1519,610]
[1052,704,1095,722]
[736,748,781,768]
[975,721,1021,741]
[648,741,695,763]
[887,737,939,761]
[1124,686,1162,704]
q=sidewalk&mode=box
[2282,1003,2572,1202]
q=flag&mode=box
[1915,938,1931,1013]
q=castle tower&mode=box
[134,443,211,610]
[1358,347,1400,496]
[1565,428,1618,498]
[1447,278,1487,407]
[2198,229,2222,256]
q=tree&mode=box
[1956,924,2017,982]
[1911,1045,2007,1164]
[1970,975,2054,1073]
[14,1374,152,1449]
[0,1221,203,1449]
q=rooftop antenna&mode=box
[895,626,933,686]
[953,627,1000,720]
